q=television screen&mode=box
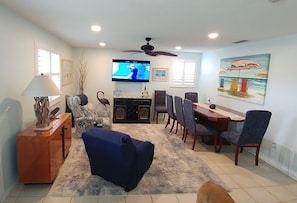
[112,59,150,82]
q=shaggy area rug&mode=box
[48,124,229,196]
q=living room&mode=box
[1,1,297,202]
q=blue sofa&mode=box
[82,128,154,192]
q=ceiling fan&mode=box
[122,37,177,57]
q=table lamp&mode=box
[22,73,62,131]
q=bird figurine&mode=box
[96,91,110,107]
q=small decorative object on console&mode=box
[142,85,149,98]
[49,107,60,119]
[209,104,216,109]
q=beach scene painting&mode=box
[218,54,271,104]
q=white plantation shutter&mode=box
[36,45,61,105]
[184,62,195,86]
[171,61,183,84]
[171,60,196,87]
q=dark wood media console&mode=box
[113,97,152,123]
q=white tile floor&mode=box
[5,124,297,203]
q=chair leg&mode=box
[183,128,188,142]
[182,127,186,140]
[175,122,179,134]
[165,117,170,128]
[170,119,176,133]
[192,134,197,150]
[235,145,240,165]
[156,112,159,124]
[255,146,260,166]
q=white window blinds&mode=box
[171,60,196,87]
[36,45,61,105]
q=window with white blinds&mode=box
[171,60,196,87]
[35,45,61,106]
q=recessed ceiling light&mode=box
[208,32,219,39]
[91,25,101,32]
[99,42,106,46]
[175,46,182,50]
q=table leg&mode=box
[213,119,229,153]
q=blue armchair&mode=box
[82,128,154,192]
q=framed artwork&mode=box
[152,68,168,82]
[61,59,73,86]
[218,53,271,104]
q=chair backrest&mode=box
[185,92,198,103]
[154,90,166,108]
[166,94,175,118]
[238,110,272,144]
[174,96,185,126]
[183,99,196,134]
[69,96,86,118]
[76,94,88,106]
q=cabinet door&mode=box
[17,136,51,183]
[113,105,126,121]
[49,128,63,181]
[138,105,150,121]
[63,116,72,158]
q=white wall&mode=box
[200,35,297,179]
[72,48,202,113]
[0,4,73,200]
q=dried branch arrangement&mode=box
[78,54,88,94]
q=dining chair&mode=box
[185,92,198,103]
[219,110,272,165]
[174,96,186,139]
[165,94,177,133]
[153,90,167,124]
[183,99,217,150]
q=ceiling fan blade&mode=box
[122,50,143,53]
[152,51,178,57]
[146,52,158,56]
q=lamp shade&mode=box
[22,74,62,96]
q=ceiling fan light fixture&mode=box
[122,37,177,57]
[99,42,106,46]
[141,44,154,52]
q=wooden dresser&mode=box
[16,113,72,183]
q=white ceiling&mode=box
[1,0,297,53]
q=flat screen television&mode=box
[112,59,150,82]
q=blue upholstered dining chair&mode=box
[183,99,217,150]
[220,110,272,165]
[165,94,177,133]
[185,92,198,103]
[174,96,186,139]
[153,90,167,124]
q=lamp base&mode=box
[34,123,53,131]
